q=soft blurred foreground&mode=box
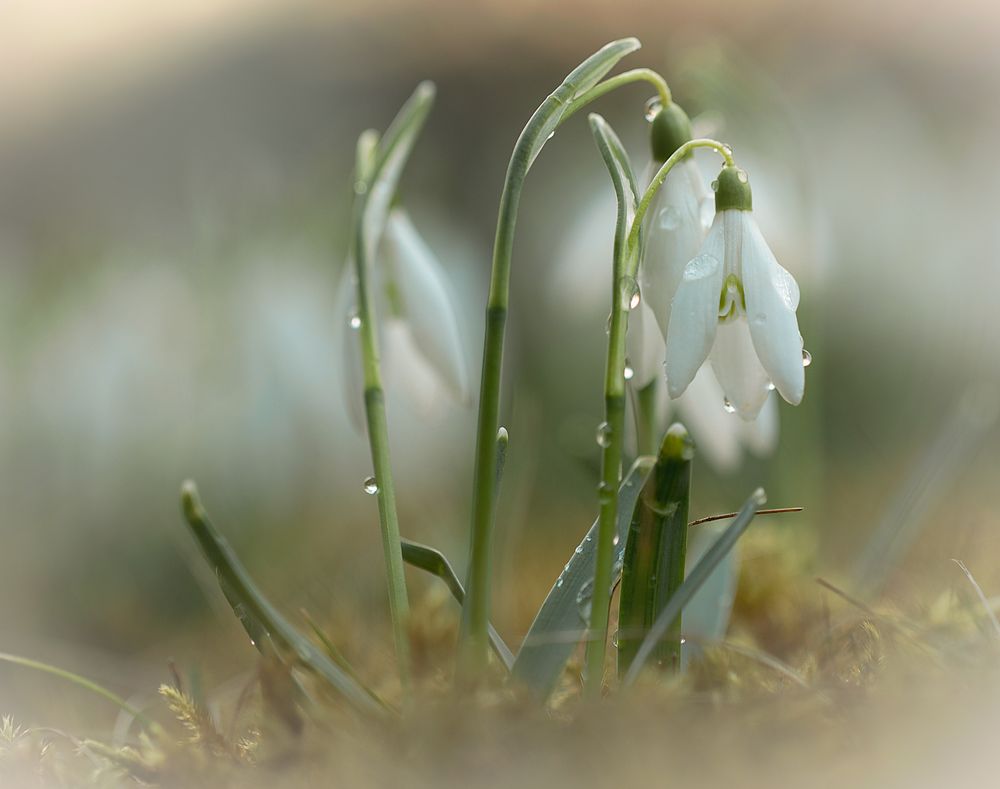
[2,1,1000,786]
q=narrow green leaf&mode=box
[400,539,514,670]
[525,38,641,167]
[511,456,656,699]
[622,487,766,686]
[587,113,641,275]
[617,424,693,676]
[179,481,383,716]
[0,652,161,734]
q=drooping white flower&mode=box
[664,166,805,420]
[337,208,469,429]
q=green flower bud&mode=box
[650,102,694,163]
[713,166,752,212]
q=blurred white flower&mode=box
[665,166,805,420]
[337,208,469,429]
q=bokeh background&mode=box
[2,0,1000,731]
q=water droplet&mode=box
[546,131,555,142]
[596,421,612,448]
[644,97,662,122]
[354,180,368,195]
[348,309,362,330]
[802,349,812,367]
[605,312,613,335]
[363,476,378,495]
[574,544,584,555]
[576,579,595,622]
[619,276,640,311]
[556,577,564,588]
[723,398,736,414]
[710,179,719,191]
[737,169,748,183]
[658,206,681,231]
[623,365,634,381]
[612,534,620,547]
[611,629,620,648]
[767,382,776,391]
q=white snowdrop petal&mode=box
[664,245,724,398]
[709,317,772,420]
[641,158,711,336]
[740,214,805,405]
[334,262,366,433]
[381,318,448,417]
[625,298,666,389]
[382,210,470,403]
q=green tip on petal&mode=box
[659,422,695,463]
[650,103,694,163]
[713,166,753,212]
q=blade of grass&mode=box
[0,653,161,735]
[617,425,693,676]
[400,539,514,670]
[511,456,655,699]
[179,481,383,716]
[622,487,766,686]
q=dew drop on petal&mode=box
[802,349,812,367]
[363,476,378,495]
[723,397,736,414]
[556,577,564,588]
[574,544,584,555]
[644,97,662,122]
[737,169,748,183]
[658,206,681,231]
[767,382,776,391]
[596,421,612,448]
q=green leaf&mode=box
[587,113,642,279]
[511,456,656,699]
[360,81,436,265]
[400,539,514,670]
[179,481,383,716]
[622,487,766,686]
[525,38,641,167]
[617,425,693,677]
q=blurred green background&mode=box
[2,0,999,728]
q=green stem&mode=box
[351,181,412,700]
[563,69,671,124]
[457,64,674,683]
[634,380,660,457]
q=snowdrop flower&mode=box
[664,165,805,420]
[337,208,469,428]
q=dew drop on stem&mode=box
[363,476,378,495]
[802,349,813,367]
[596,421,612,448]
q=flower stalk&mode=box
[584,135,736,695]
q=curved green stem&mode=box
[457,47,669,683]
[562,69,671,124]
[624,138,734,273]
